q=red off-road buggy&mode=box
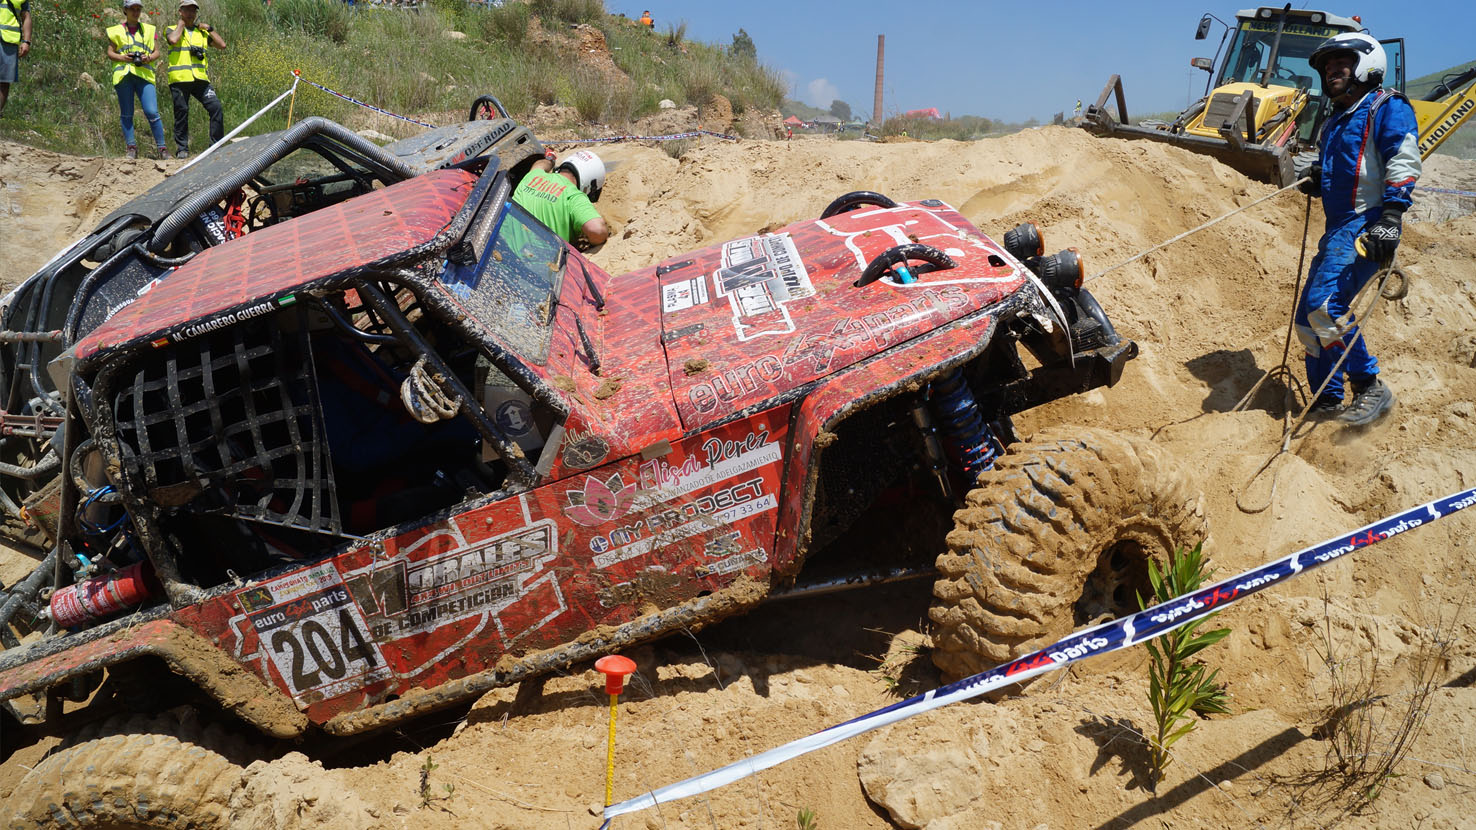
[0,134,1204,826]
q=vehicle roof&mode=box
[76,168,477,363]
[1234,7,1360,32]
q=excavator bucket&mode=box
[1080,74,1295,187]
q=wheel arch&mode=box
[0,617,307,740]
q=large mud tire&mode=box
[929,427,1208,679]
[2,707,255,829]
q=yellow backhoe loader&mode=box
[1081,5,1476,186]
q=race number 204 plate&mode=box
[242,563,390,701]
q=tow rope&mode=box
[601,485,1476,824]
[1085,177,1307,283]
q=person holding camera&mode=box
[164,0,224,158]
[105,0,167,159]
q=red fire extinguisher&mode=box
[48,561,161,629]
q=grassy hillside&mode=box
[0,0,784,156]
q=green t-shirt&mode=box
[510,168,601,243]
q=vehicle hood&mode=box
[621,200,1030,430]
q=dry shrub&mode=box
[1312,591,1458,812]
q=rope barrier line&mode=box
[1085,178,1308,283]
[603,485,1476,821]
[291,69,437,128]
[551,129,740,145]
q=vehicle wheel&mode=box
[929,427,1207,680]
[1,707,256,829]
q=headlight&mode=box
[1003,222,1044,261]
[1035,248,1083,292]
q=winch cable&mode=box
[1084,177,1310,284]
[1235,252,1404,514]
[1075,176,1411,514]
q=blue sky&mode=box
[612,1,1472,122]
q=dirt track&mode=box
[2,130,1475,829]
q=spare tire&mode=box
[1,707,256,829]
[929,427,1207,680]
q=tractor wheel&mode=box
[1,707,256,829]
[929,427,1207,680]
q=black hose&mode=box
[147,117,416,255]
[820,190,898,219]
[0,448,60,481]
[0,550,57,637]
[853,244,957,288]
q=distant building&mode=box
[812,115,841,132]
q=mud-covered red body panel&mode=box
[614,201,1026,430]
[175,413,786,722]
[76,169,477,362]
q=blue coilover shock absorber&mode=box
[929,368,999,478]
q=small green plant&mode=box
[1137,542,1231,787]
[796,806,818,830]
[418,755,455,808]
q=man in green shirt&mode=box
[511,149,609,246]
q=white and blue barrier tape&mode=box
[1415,185,1476,198]
[601,485,1476,824]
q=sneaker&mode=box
[155,146,170,160]
[175,149,190,160]
[1340,379,1395,426]
[125,145,137,159]
[1307,394,1343,420]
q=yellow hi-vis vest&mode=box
[0,0,22,46]
[165,25,209,83]
[107,22,156,86]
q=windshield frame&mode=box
[433,198,568,367]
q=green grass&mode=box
[0,0,784,155]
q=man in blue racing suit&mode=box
[1296,32,1420,425]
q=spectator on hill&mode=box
[105,0,168,159]
[511,150,609,247]
[638,10,653,28]
[165,0,225,158]
[0,0,32,116]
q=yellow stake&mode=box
[595,654,635,810]
[605,691,619,807]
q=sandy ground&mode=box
[1,130,1475,830]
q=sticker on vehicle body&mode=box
[243,562,389,702]
[713,233,814,341]
[662,275,710,313]
[345,519,562,644]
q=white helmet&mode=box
[1309,32,1387,86]
[557,150,606,202]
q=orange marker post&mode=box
[595,654,636,808]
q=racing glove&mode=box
[1362,208,1403,263]
[1296,160,1321,197]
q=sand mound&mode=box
[2,128,1473,829]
